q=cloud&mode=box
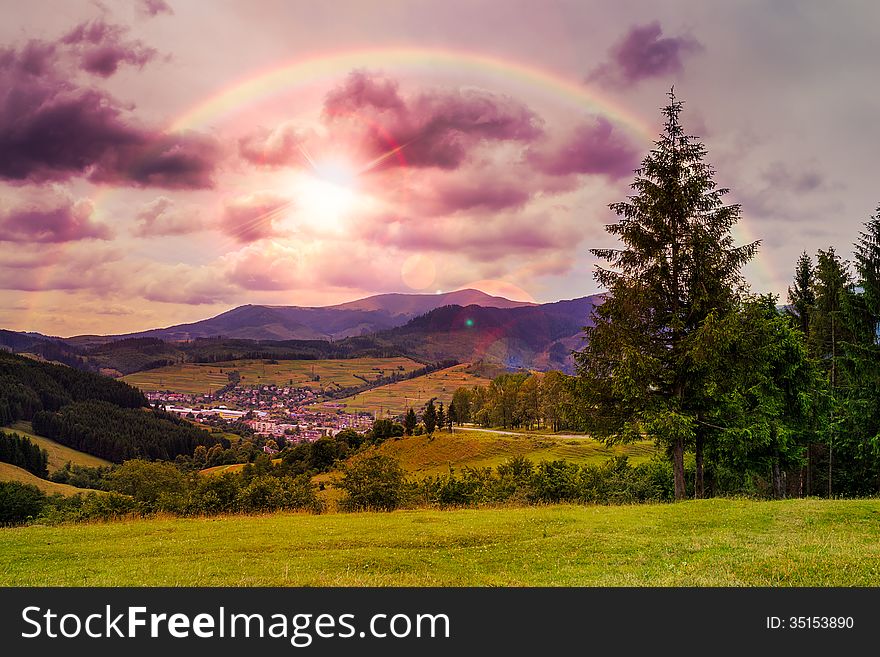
[133,196,203,236]
[355,209,579,260]
[89,131,220,189]
[323,70,543,170]
[222,239,400,293]
[0,242,122,291]
[220,191,291,243]
[223,240,303,291]
[526,117,639,179]
[0,43,219,188]
[137,262,235,304]
[589,21,702,87]
[238,122,308,167]
[138,0,174,17]
[0,192,111,243]
[0,28,218,188]
[62,19,157,77]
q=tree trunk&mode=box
[694,433,704,499]
[772,454,783,499]
[672,437,686,501]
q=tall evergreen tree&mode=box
[423,399,437,435]
[436,402,446,433]
[787,251,816,336]
[575,90,758,500]
[403,408,417,436]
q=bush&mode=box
[0,481,46,525]
[339,455,407,511]
[238,474,322,513]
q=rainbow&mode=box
[19,48,785,334]
[169,46,657,141]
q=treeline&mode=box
[571,93,880,500]
[783,239,880,496]
[0,432,48,477]
[0,462,322,526]
[337,454,673,512]
[0,351,146,425]
[32,401,226,463]
[449,370,580,431]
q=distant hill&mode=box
[0,290,601,374]
[101,289,536,342]
[358,295,601,373]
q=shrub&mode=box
[0,481,46,525]
[339,455,407,511]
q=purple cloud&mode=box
[139,0,174,17]
[0,38,218,188]
[323,70,543,170]
[0,197,111,243]
[527,117,639,179]
[62,19,157,77]
[589,21,702,87]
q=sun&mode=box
[293,157,360,227]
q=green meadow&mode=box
[2,499,879,586]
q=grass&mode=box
[122,357,423,395]
[360,429,657,476]
[329,364,488,415]
[1,421,111,472]
[2,499,880,586]
[0,462,96,497]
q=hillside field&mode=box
[1,421,111,472]
[328,364,488,415]
[123,357,423,395]
[0,462,96,497]
[356,429,656,477]
[2,499,880,585]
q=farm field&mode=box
[0,462,95,497]
[356,429,657,477]
[0,421,111,472]
[2,499,879,586]
[328,364,488,416]
[122,357,424,395]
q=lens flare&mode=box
[401,254,436,290]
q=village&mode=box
[145,383,375,443]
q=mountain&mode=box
[1,290,601,374]
[106,289,536,342]
[358,295,601,373]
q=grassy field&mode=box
[0,462,96,497]
[123,357,423,395]
[2,499,879,586]
[1,421,111,472]
[359,429,657,476]
[328,364,488,416]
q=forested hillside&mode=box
[0,351,146,425]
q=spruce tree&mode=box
[404,408,417,436]
[575,90,758,500]
[787,251,816,336]
[423,399,437,435]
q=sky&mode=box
[1,0,878,336]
